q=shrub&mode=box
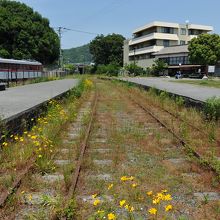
[124,63,144,76]
[96,63,120,76]
[204,97,220,120]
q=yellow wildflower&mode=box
[108,183,114,190]
[147,191,153,196]
[120,176,134,181]
[28,194,32,201]
[153,198,160,204]
[148,208,157,215]
[129,206,134,212]
[31,135,37,140]
[132,183,138,188]
[119,200,126,207]
[120,176,128,181]
[156,193,163,199]
[163,194,172,201]
[161,189,168,193]
[14,136,19,140]
[108,213,116,220]
[24,131,28,134]
[125,204,129,210]
[38,155,42,158]
[92,194,97,199]
[165,204,173,212]
[20,137,24,142]
[2,142,8,147]
[93,199,101,206]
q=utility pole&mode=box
[58,27,63,69]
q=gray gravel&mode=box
[120,77,220,102]
[0,79,79,120]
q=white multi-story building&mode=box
[123,21,213,68]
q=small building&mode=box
[123,21,213,68]
[0,58,43,81]
[153,45,204,76]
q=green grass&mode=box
[170,79,220,89]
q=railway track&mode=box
[116,81,220,173]
[72,80,220,219]
[0,79,220,219]
[0,84,97,219]
[135,93,220,147]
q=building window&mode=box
[181,28,186,35]
[180,40,186,45]
[161,27,174,34]
[163,40,170,47]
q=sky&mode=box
[18,0,220,49]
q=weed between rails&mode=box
[114,81,220,176]
[0,78,93,191]
[89,176,173,220]
[81,80,220,220]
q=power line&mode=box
[62,27,99,35]
[53,26,100,68]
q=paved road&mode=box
[0,79,79,120]
[120,77,220,102]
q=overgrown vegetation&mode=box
[204,97,220,120]
[95,63,121,76]
[0,78,87,175]
[124,63,145,76]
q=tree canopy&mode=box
[0,0,60,64]
[89,34,125,66]
[188,34,220,65]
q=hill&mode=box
[63,44,93,64]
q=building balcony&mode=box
[128,45,164,56]
[188,35,198,41]
[129,33,179,45]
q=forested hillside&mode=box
[63,44,93,64]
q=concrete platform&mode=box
[120,77,220,102]
[0,79,79,120]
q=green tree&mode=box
[151,59,168,76]
[64,63,76,73]
[0,0,59,64]
[89,34,125,66]
[188,34,220,65]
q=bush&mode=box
[204,97,220,120]
[124,63,145,76]
[96,63,120,76]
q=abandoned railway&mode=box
[0,78,219,220]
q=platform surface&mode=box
[120,77,220,102]
[0,79,79,120]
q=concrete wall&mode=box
[136,58,155,68]
[123,39,130,66]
